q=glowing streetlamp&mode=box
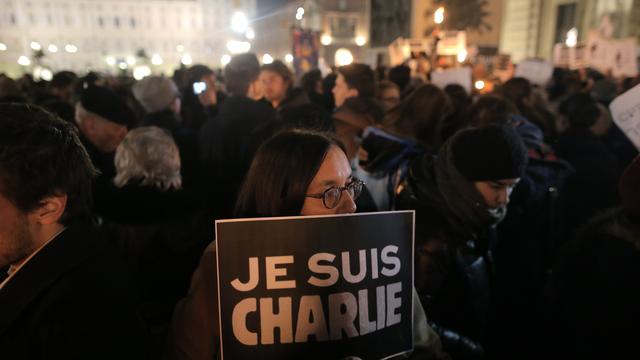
[355,36,366,47]
[18,56,31,66]
[151,54,163,65]
[457,49,467,63]
[434,7,445,25]
[47,44,58,53]
[30,41,42,51]
[181,54,193,66]
[65,44,77,53]
[335,48,353,66]
[284,53,294,63]
[106,56,116,66]
[475,80,485,91]
[245,28,255,40]
[565,27,578,48]
[231,11,248,33]
[226,40,251,54]
[321,34,332,46]
[0,43,7,51]
[221,54,231,66]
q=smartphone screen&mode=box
[193,81,206,95]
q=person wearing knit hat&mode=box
[75,85,136,179]
[132,76,181,115]
[393,124,528,358]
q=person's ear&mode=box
[31,194,67,225]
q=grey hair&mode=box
[113,126,182,191]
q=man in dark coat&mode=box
[74,85,137,180]
[198,53,281,219]
[544,155,640,359]
[396,125,528,359]
[0,103,149,359]
[132,76,200,189]
[555,93,621,238]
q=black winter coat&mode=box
[396,155,493,360]
[93,183,211,344]
[198,95,280,219]
[554,128,621,238]
[0,223,150,359]
[544,208,640,359]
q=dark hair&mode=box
[377,80,400,96]
[224,53,261,96]
[501,77,532,107]
[337,63,376,99]
[384,84,452,150]
[388,65,411,92]
[469,95,519,128]
[558,92,601,129]
[300,69,322,94]
[235,130,346,217]
[0,103,96,225]
[261,60,293,86]
[51,71,78,89]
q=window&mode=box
[98,16,104,27]
[130,17,136,28]
[10,13,17,25]
[47,15,52,25]
[554,3,577,44]
[29,13,36,25]
[114,17,120,28]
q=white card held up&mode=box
[610,83,640,151]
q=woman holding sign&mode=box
[165,130,448,359]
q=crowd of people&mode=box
[0,52,639,360]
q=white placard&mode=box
[514,59,554,85]
[437,31,466,56]
[430,67,472,94]
[609,83,640,151]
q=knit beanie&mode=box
[80,85,136,128]
[620,155,640,221]
[132,76,179,114]
[451,124,529,181]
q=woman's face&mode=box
[300,145,357,216]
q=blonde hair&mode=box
[113,126,181,190]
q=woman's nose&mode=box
[337,190,357,214]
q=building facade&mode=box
[500,0,640,63]
[0,0,256,77]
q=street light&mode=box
[0,42,7,51]
[126,55,136,66]
[355,36,366,47]
[106,56,116,66]
[475,80,485,91]
[334,48,353,66]
[434,7,445,25]
[226,40,251,54]
[151,54,163,65]
[457,49,467,63]
[18,56,31,66]
[245,28,255,40]
[221,54,231,66]
[296,7,304,21]
[47,44,58,53]
[285,53,294,63]
[321,34,332,46]
[231,11,248,33]
[65,44,77,53]
[565,27,578,48]
[262,53,274,64]
[181,54,193,66]
[30,41,42,51]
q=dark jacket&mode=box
[142,110,200,190]
[0,223,150,359]
[93,183,211,340]
[396,151,501,360]
[544,208,640,359]
[554,128,621,238]
[277,88,333,132]
[198,95,280,219]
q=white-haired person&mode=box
[93,126,211,357]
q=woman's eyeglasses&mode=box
[305,178,364,209]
